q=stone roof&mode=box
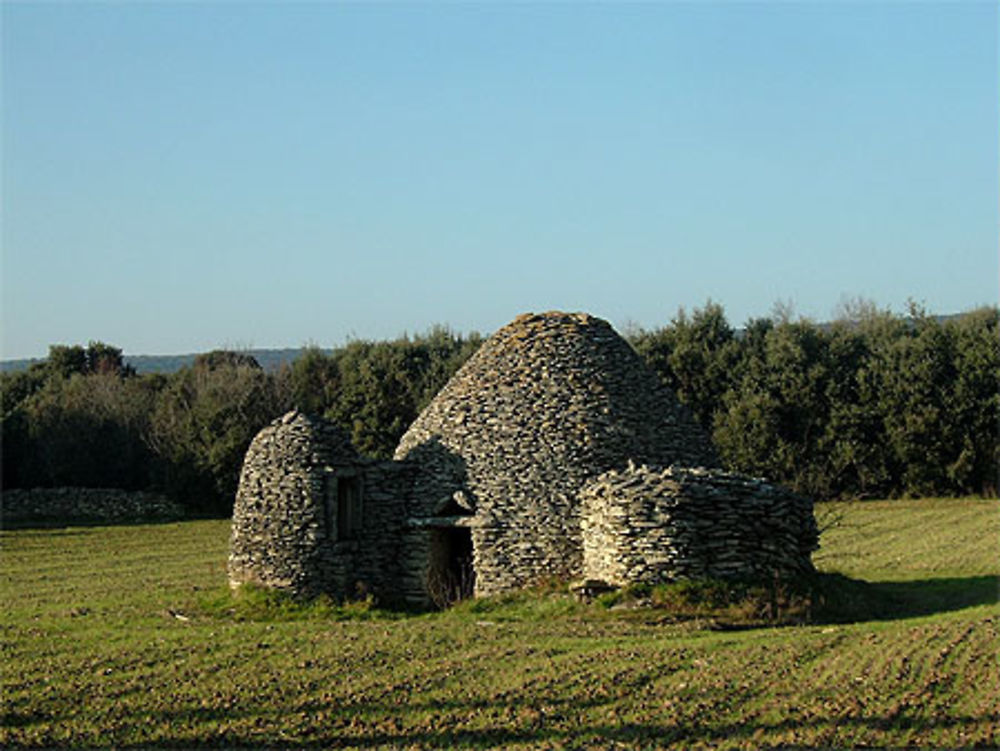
[249,410,359,468]
[396,311,717,474]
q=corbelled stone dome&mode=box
[395,311,719,594]
[229,411,360,595]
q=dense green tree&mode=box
[636,303,999,500]
[45,341,132,378]
[410,326,483,412]
[85,341,133,375]
[1,364,49,418]
[274,346,340,416]
[822,315,895,498]
[630,302,740,430]
[148,354,282,513]
[326,340,426,459]
[46,345,88,379]
[860,306,958,497]
[714,318,833,497]
[0,403,29,489]
[7,372,157,490]
[311,328,481,459]
[945,307,999,495]
[193,349,261,372]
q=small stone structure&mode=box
[229,311,818,607]
[227,411,417,599]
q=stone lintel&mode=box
[406,515,479,529]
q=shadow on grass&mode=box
[584,572,999,630]
[191,572,999,629]
[811,572,998,624]
[7,708,997,750]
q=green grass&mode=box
[2,497,998,749]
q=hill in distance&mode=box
[0,348,333,375]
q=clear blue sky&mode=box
[2,2,997,359]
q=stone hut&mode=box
[228,411,404,598]
[229,311,817,607]
[393,311,720,596]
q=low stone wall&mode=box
[2,487,184,526]
[581,465,818,586]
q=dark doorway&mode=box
[427,526,475,607]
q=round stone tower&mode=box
[395,311,719,595]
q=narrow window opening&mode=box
[323,475,335,539]
[337,475,362,541]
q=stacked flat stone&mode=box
[229,408,472,605]
[395,311,719,596]
[229,410,421,602]
[1,487,182,525]
[581,464,819,586]
[228,411,360,596]
[229,311,818,607]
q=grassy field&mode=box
[2,497,997,749]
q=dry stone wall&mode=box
[347,460,419,604]
[581,465,818,586]
[395,311,720,595]
[2,487,183,526]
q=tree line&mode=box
[632,302,997,501]
[1,329,481,515]
[1,304,995,515]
